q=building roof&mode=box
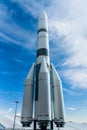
[0,113,21,129]
[0,123,5,129]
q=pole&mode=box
[34,120,36,130]
[13,101,19,130]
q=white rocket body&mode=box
[21,11,65,129]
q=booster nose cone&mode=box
[38,11,48,33]
[39,58,48,73]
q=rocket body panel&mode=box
[38,21,48,32]
[53,86,64,119]
[21,64,35,126]
[38,11,48,32]
[37,32,49,49]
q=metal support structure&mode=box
[13,101,19,130]
[50,120,53,130]
[58,125,60,130]
[34,120,36,130]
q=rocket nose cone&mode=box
[39,11,47,20]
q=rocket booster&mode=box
[21,11,65,129]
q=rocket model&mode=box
[21,11,65,130]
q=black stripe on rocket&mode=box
[37,28,47,33]
[35,63,41,101]
[37,48,49,57]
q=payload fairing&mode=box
[21,11,65,130]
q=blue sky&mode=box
[0,0,87,123]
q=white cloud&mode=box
[12,0,41,17]
[0,108,13,114]
[47,0,87,89]
[63,88,81,96]
[66,107,76,111]
[0,2,36,50]
[8,108,13,113]
[0,112,21,128]
[62,69,87,89]
[16,112,21,117]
